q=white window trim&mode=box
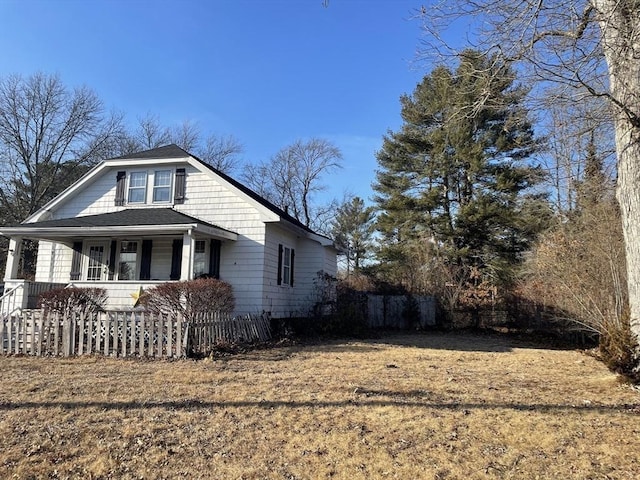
[152,169,173,204]
[126,169,176,205]
[117,239,141,281]
[127,171,148,204]
[193,239,209,278]
[83,241,109,282]
[281,244,293,287]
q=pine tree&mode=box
[331,196,375,274]
[373,50,547,288]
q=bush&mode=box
[598,314,640,382]
[140,278,234,320]
[38,287,107,317]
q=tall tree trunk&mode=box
[595,0,640,346]
[615,120,640,342]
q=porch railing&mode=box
[0,281,73,318]
[0,283,24,319]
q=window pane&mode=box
[194,240,207,277]
[128,172,147,203]
[153,187,170,202]
[154,170,171,186]
[130,172,147,187]
[119,241,138,280]
[283,247,291,285]
[87,245,104,281]
[153,170,172,203]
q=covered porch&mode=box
[1,208,237,312]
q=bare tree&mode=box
[0,73,123,223]
[198,134,244,174]
[242,138,342,231]
[112,115,244,174]
[419,0,640,353]
[135,113,173,150]
[171,119,200,153]
[540,90,616,213]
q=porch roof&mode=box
[0,208,238,242]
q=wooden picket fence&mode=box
[0,310,271,358]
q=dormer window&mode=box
[128,172,147,203]
[153,170,172,203]
[115,168,182,206]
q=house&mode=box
[0,144,338,317]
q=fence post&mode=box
[62,312,71,357]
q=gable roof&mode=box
[110,144,189,160]
[19,144,335,246]
[116,144,331,241]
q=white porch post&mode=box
[4,237,22,281]
[180,230,194,280]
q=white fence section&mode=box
[1,310,272,358]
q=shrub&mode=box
[38,287,107,317]
[598,313,640,382]
[141,278,235,321]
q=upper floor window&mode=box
[153,170,172,203]
[128,172,147,203]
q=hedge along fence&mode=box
[0,310,271,358]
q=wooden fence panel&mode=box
[2,310,271,358]
[365,294,437,329]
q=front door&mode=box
[86,242,108,281]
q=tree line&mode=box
[3,0,640,379]
[330,0,639,380]
[0,72,343,275]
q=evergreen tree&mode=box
[373,50,547,289]
[331,196,375,274]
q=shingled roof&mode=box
[20,208,226,228]
[110,144,190,160]
[110,144,325,238]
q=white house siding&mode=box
[35,241,72,283]
[262,225,299,317]
[21,158,337,317]
[148,238,173,280]
[174,167,267,315]
[293,238,329,315]
[66,281,166,310]
[53,163,185,218]
[53,167,123,219]
[323,246,338,278]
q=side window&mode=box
[277,244,295,286]
[282,246,292,285]
[153,170,172,203]
[118,241,138,280]
[128,172,147,203]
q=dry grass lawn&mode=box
[1,332,639,479]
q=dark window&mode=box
[140,240,153,280]
[170,239,183,280]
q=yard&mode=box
[1,332,639,479]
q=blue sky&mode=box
[0,0,436,204]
